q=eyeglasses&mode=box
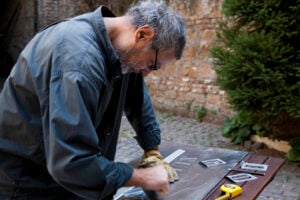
[149,49,159,71]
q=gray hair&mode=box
[125,0,186,59]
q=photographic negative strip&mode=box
[226,173,257,183]
[241,161,268,171]
[199,158,227,168]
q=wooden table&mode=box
[119,142,285,200]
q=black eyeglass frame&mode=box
[149,49,159,71]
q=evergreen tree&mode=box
[211,0,300,160]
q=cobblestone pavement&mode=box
[115,112,300,200]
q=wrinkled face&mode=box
[117,45,175,77]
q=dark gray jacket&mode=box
[0,6,161,200]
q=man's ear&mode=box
[135,25,155,42]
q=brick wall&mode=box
[37,0,92,29]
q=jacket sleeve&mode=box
[47,71,133,199]
[124,74,161,150]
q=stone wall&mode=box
[2,0,234,124]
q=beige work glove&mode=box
[139,150,179,183]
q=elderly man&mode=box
[0,0,186,199]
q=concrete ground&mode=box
[115,112,300,200]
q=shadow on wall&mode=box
[0,0,22,78]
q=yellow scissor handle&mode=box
[215,194,229,200]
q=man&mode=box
[0,0,186,199]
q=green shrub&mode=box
[222,112,266,144]
[210,0,300,161]
[288,137,300,162]
[196,107,207,121]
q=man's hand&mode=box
[139,150,179,183]
[125,165,170,195]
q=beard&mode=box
[115,46,140,74]
[121,60,138,74]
